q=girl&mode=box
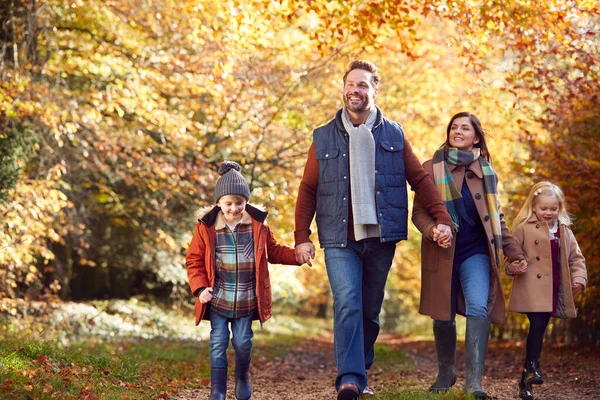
[506,181,587,400]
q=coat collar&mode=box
[525,214,561,226]
[449,159,483,179]
[198,203,267,228]
[214,209,253,230]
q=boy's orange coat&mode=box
[186,204,298,325]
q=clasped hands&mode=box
[295,242,315,267]
[432,224,453,248]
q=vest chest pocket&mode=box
[378,141,405,183]
[380,141,404,153]
[316,147,341,184]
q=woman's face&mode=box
[448,117,480,151]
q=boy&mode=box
[186,161,304,400]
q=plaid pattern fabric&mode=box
[432,145,503,265]
[432,146,477,231]
[480,161,503,267]
[209,222,257,319]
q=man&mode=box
[294,60,453,400]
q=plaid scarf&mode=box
[432,145,503,266]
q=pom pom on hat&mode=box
[219,160,242,176]
[214,160,250,202]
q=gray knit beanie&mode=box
[214,161,250,202]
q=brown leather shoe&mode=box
[337,382,360,400]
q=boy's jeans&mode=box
[209,312,254,369]
[324,240,397,391]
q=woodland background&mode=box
[1,0,599,347]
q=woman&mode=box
[412,112,526,399]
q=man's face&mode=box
[343,69,378,113]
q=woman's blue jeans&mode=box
[441,253,491,325]
[209,312,254,369]
[324,240,397,391]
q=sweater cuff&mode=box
[294,230,312,247]
[433,214,453,228]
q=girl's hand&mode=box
[507,259,527,275]
[199,287,214,304]
[572,283,584,294]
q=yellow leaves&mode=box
[48,229,61,242]
[79,258,98,267]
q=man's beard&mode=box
[343,94,371,113]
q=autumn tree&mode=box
[1,0,598,345]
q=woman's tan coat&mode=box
[412,159,525,324]
[507,216,587,318]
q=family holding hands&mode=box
[186,60,587,400]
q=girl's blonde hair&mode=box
[513,181,572,229]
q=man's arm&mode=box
[403,138,452,227]
[294,143,318,265]
[294,143,319,245]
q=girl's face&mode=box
[217,195,247,225]
[448,117,480,151]
[533,194,560,224]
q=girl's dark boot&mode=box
[210,367,227,400]
[525,360,543,386]
[235,362,252,400]
[519,370,534,400]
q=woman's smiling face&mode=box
[448,116,480,151]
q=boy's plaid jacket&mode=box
[186,204,299,325]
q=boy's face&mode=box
[217,195,247,225]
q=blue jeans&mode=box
[442,253,491,324]
[209,312,254,369]
[324,240,397,390]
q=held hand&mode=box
[433,224,452,248]
[431,227,451,248]
[295,243,315,267]
[199,287,213,304]
[572,283,584,294]
[507,259,527,275]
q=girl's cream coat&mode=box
[412,160,525,324]
[507,215,587,318]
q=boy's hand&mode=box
[295,243,315,267]
[199,287,213,304]
[507,259,527,275]
[572,283,584,294]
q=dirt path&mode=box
[176,333,600,399]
